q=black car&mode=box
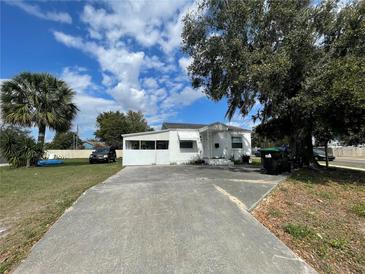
[313,148,335,161]
[89,147,116,163]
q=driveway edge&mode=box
[13,168,125,272]
[247,176,288,212]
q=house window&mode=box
[141,141,155,150]
[180,141,193,149]
[156,140,169,150]
[215,143,219,148]
[231,137,243,148]
[129,141,140,150]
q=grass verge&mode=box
[0,159,123,273]
[250,156,261,167]
[253,168,365,274]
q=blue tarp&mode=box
[37,159,64,166]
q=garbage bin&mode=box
[260,147,291,174]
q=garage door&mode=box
[123,140,170,165]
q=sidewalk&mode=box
[319,162,365,172]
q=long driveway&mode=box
[15,165,316,274]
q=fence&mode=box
[45,150,123,159]
[329,147,365,157]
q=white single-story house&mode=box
[122,122,251,166]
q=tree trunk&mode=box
[38,124,46,147]
[302,133,314,166]
[26,158,30,168]
[325,141,329,168]
[289,136,298,168]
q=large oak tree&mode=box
[182,0,365,165]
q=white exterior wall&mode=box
[203,131,251,160]
[230,132,251,160]
[122,129,251,166]
[211,131,229,158]
[168,130,202,164]
[123,131,170,166]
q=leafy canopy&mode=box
[95,111,152,148]
[1,72,78,145]
[182,0,365,162]
[308,1,365,145]
[0,126,43,167]
[47,131,83,150]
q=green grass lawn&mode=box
[0,159,123,273]
[250,156,261,166]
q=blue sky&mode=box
[1,0,259,140]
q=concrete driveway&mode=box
[15,166,316,274]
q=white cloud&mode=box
[178,57,192,74]
[143,55,165,70]
[101,73,114,86]
[61,67,95,93]
[162,87,204,109]
[59,67,121,138]
[7,1,72,24]
[53,31,85,48]
[81,1,190,48]
[54,34,168,117]
[52,1,206,132]
[54,31,144,89]
[142,77,159,89]
[54,30,204,119]
[159,1,200,54]
[74,94,120,137]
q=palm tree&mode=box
[1,72,78,147]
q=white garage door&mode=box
[123,140,170,165]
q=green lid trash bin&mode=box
[260,147,291,175]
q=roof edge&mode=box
[122,129,169,137]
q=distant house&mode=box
[83,141,106,150]
[122,122,251,166]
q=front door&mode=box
[200,132,210,158]
[212,132,226,158]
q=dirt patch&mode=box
[253,168,365,274]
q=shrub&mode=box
[284,223,312,239]
[0,126,43,167]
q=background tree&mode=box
[251,127,289,148]
[340,128,365,146]
[1,72,78,148]
[309,1,365,152]
[95,110,152,148]
[46,131,83,150]
[0,126,43,168]
[182,0,365,166]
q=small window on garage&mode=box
[231,137,243,148]
[156,140,169,150]
[141,141,155,150]
[215,143,219,148]
[180,141,193,149]
[129,140,140,150]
